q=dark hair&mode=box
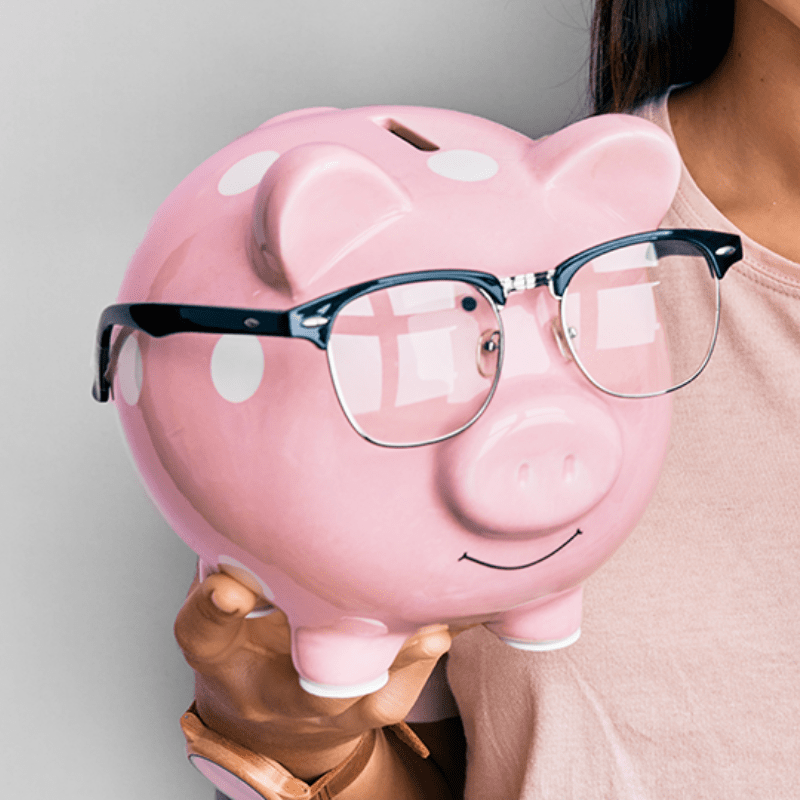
[590,0,735,113]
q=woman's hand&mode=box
[174,571,456,781]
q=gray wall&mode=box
[2,1,591,797]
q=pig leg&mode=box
[292,618,411,698]
[486,585,583,651]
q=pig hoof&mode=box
[299,671,390,698]
[501,627,581,652]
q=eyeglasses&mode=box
[94,228,741,447]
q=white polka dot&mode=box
[426,150,499,182]
[217,151,280,196]
[118,334,142,405]
[211,335,264,402]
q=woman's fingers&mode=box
[177,575,464,732]
[351,625,456,726]
[208,572,260,615]
[174,572,259,664]
[391,625,455,670]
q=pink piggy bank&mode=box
[94,106,740,697]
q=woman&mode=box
[175,1,800,797]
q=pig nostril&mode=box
[562,455,576,482]
[517,462,531,487]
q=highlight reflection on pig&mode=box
[94,106,712,697]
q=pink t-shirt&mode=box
[447,94,800,799]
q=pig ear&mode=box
[532,115,681,228]
[250,143,411,294]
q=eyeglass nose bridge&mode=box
[500,270,558,301]
[496,270,578,373]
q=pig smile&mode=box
[459,529,583,571]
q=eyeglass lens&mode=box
[560,239,720,397]
[327,280,502,446]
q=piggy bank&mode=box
[94,106,688,698]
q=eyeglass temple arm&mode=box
[93,303,294,402]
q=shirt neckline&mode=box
[651,90,800,290]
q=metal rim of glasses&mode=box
[558,271,722,399]
[325,283,506,448]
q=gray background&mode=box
[2,1,591,796]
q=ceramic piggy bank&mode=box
[94,105,697,698]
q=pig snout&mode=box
[438,394,623,537]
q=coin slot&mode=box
[379,119,440,151]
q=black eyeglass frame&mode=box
[93,228,742,424]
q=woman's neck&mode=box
[668,0,800,263]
